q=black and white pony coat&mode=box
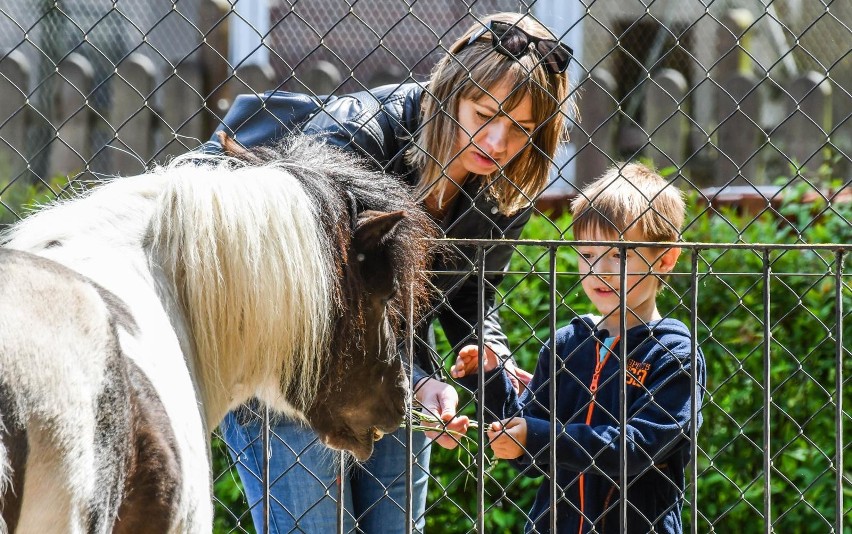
[0,136,434,533]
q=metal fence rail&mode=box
[0,1,849,533]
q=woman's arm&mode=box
[437,207,532,358]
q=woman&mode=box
[213,11,574,533]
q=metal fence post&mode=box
[834,249,845,534]
[762,248,772,533]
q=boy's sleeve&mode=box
[455,341,558,474]
[504,342,561,474]
[457,332,564,466]
[455,330,553,425]
[456,365,523,423]
[516,348,706,477]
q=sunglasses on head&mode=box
[464,20,573,74]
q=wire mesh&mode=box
[0,0,849,533]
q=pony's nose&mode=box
[377,395,406,433]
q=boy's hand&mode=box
[450,344,501,378]
[450,345,533,395]
[487,418,527,459]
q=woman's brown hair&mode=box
[407,12,575,216]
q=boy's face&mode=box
[575,228,681,332]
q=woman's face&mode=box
[445,81,535,181]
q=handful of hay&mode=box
[406,406,500,475]
[406,407,491,442]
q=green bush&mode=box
[0,174,81,227]
[668,180,852,533]
[212,436,256,534]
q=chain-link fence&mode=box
[0,1,849,533]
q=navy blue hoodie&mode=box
[460,316,706,533]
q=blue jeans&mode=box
[220,410,431,534]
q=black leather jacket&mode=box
[206,83,532,382]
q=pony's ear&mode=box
[354,210,406,250]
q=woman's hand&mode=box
[487,418,527,460]
[413,377,470,449]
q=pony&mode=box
[0,135,436,533]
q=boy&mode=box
[451,163,706,533]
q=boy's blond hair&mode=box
[571,163,685,242]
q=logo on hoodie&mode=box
[626,359,651,388]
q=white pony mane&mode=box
[149,153,333,411]
[1,154,335,416]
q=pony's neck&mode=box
[147,160,336,430]
[193,358,307,429]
